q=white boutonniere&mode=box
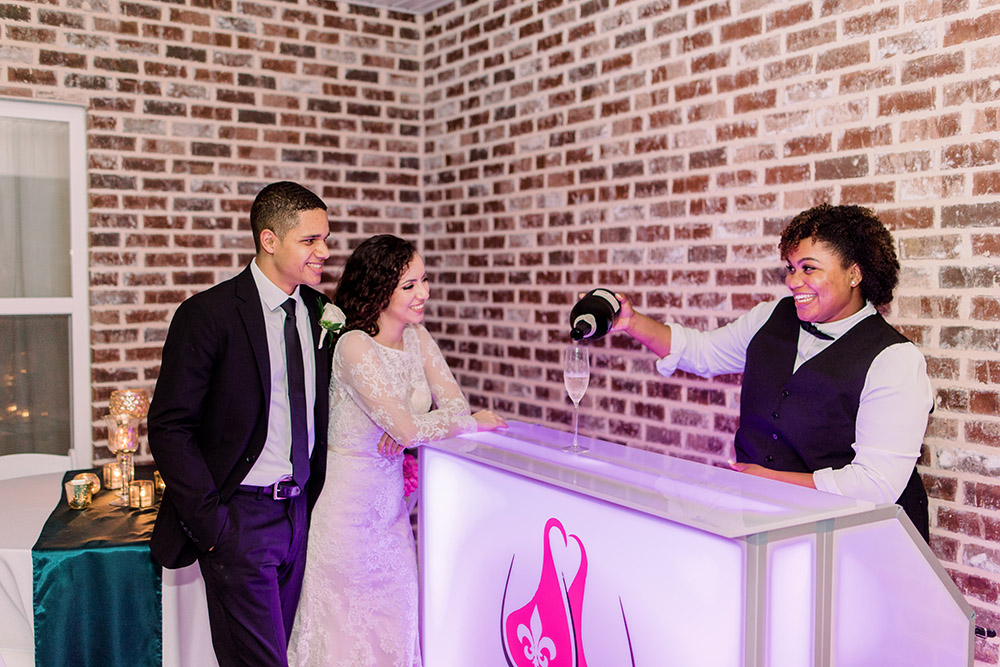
[317,302,346,349]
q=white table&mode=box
[0,472,217,667]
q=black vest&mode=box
[734,297,928,540]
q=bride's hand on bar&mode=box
[473,410,507,432]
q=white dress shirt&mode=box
[242,260,317,487]
[656,300,934,505]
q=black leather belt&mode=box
[236,476,302,500]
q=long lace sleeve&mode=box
[414,324,473,420]
[334,330,476,448]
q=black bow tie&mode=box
[799,320,834,340]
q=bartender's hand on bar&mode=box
[728,460,817,489]
[473,410,507,432]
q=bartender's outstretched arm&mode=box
[728,461,817,489]
[611,292,673,358]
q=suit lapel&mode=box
[303,287,331,385]
[235,266,271,408]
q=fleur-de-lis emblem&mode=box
[517,605,557,667]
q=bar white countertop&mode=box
[425,419,876,539]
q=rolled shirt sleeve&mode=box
[812,342,933,504]
[655,300,778,379]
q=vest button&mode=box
[765,455,774,462]
[771,412,779,419]
[781,390,790,397]
[772,433,778,440]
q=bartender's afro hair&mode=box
[779,204,899,307]
[334,234,418,338]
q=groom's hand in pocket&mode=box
[377,432,404,457]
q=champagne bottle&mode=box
[569,288,621,341]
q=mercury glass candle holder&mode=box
[64,479,92,510]
[105,412,140,507]
[109,389,150,420]
[73,472,101,496]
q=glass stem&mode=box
[119,452,133,501]
[573,401,580,446]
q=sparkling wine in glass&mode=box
[563,345,590,453]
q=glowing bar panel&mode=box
[419,421,973,667]
[767,536,815,666]
[422,450,745,665]
[832,520,972,666]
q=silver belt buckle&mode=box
[272,475,300,500]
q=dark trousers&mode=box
[198,489,308,667]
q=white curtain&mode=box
[0,117,71,298]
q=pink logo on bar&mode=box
[500,518,589,667]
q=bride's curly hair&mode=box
[333,234,417,338]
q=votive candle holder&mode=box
[64,479,92,510]
[102,462,122,490]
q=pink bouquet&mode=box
[403,452,418,497]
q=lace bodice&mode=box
[329,324,476,453]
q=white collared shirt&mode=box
[243,260,317,487]
[656,299,933,505]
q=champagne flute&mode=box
[563,345,590,453]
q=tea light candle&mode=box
[128,480,154,509]
[64,479,92,510]
[103,462,123,489]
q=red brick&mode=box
[878,90,935,116]
[767,3,812,31]
[842,7,898,37]
[944,11,1000,46]
[817,43,870,72]
[786,22,836,51]
[733,89,776,113]
[902,52,965,84]
[840,67,894,94]
[815,155,868,180]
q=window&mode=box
[0,100,89,465]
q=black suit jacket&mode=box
[147,265,330,568]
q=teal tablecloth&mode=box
[31,467,162,667]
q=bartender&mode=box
[611,204,933,540]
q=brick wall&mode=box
[3,0,1000,660]
[1,0,425,449]
[421,0,1000,661]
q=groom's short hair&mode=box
[250,181,327,253]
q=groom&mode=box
[148,181,332,666]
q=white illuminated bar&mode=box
[419,420,972,666]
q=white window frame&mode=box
[0,99,90,467]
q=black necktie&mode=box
[280,298,309,489]
[799,320,834,341]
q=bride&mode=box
[287,234,506,666]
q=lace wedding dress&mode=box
[287,324,476,667]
